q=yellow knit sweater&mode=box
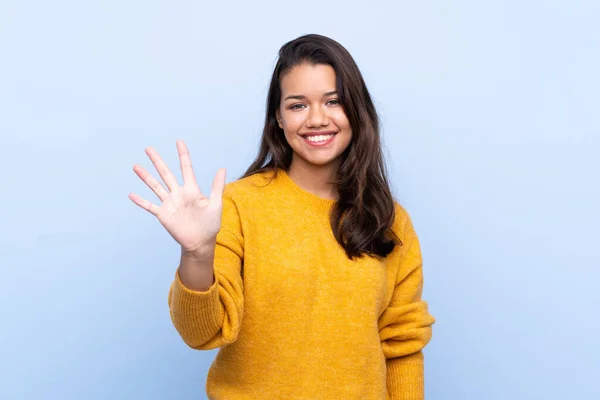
[168,168,435,399]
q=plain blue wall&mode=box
[1,1,598,399]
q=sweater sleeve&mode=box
[379,209,436,400]
[167,188,244,350]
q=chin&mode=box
[296,153,343,168]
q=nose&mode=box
[306,105,329,128]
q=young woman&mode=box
[130,34,435,400]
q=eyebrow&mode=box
[283,91,338,101]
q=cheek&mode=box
[281,112,304,131]
[332,111,351,132]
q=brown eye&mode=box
[327,99,340,106]
[290,104,306,110]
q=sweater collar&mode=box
[275,168,336,212]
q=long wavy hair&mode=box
[241,34,401,260]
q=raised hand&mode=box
[129,140,226,257]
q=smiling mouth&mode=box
[300,132,338,146]
[300,132,338,143]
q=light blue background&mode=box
[1,1,598,399]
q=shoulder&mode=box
[392,201,411,229]
[218,170,276,231]
[386,201,423,266]
[222,169,277,203]
[392,201,418,241]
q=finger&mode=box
[133,164,169,202]
[209,168,226,206]
[128,192,160,216]
[145,147,180,191]
[176,140,197,186]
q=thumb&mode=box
[209,168,226,206]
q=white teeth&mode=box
[306,134,334,142]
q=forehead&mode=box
[280,63,337,95]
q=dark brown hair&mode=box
[241,33,401,260]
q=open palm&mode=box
[129,140,226,255]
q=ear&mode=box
[275,109,283,129]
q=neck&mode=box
[286,158,339,200]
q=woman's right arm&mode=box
[168,192,245,350]
[129,140,244,350]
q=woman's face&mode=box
[276,63,352,171]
